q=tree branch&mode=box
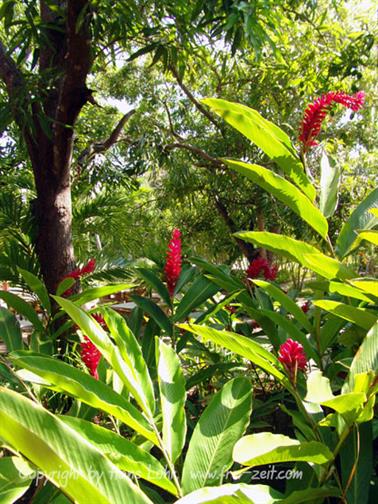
[77,109,136,168]
[169,65,224,134]
[164,142,224,169]
[0,40,23,97]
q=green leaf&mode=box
[313,300,377,330]
[70,283,134,306]
[253,280,313,333]
[59,416,177,496]
[0,456,35,504]
[56,277,75,296]
[173,275,220,322]
[340,423,373,504]
[336,187,378,258]
[136,268,171,307]
[235,232,355,280]
[9,351,157,444]
[181,377,252,494]
[224,160,328,239]
[0,388,152,504]
[0,291,44,331]
[101,307,155,415]
[131,295,172,335]
[156,338,187,463]
[349,322,378,389]
[0,307,23,352]
[18,268,51,314]
[179,324,285,381]
[349,230,378,251]
[233,433,333,468]
[53,296,155,415]
[319,151,340,218]
[321,392,366,414]
[175,484,340,504]
[202,98,315,200]
[349,280,378,299]
[304,370,334,404]
[328,281,374,303]
[319,317,346,353]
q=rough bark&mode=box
[0,1,92,293]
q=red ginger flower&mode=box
[246,257,278,281]
[80,313,105,380]
[278,339,307,378]
[62,258,96,296]
[164,229,182,297]
[301,301,311,313]
[299,91,365,152]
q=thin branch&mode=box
[76,109,136,168]
[164,142,224,169]
[169,64,224,134]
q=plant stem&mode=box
[151,422,183,497]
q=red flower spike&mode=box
[164,229,182,297]
[299,91,365,152]
[246,258,278,281]
[278,338,307,378]
[80,313,105,380]
[301,301,311,313]
[62,258,96,296]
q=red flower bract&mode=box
[299,91,365,152]
[278,338,307,373]
[62,258,96,296]
[301,301,311,313]
[80,313,105,380]
[246,257,278,281]
[164,228,182,297]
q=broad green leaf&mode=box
[370,208,378,217]
[233,433,333,468]
[234,232,354,280]
[336,187,378,258]
[0,456,35,503]
[225,160,328,239]
[101,307,155,415]
[319,317,346,353]
[132,295,172,335]
[71,283,134,306]
[340,422,372,504]
[319,151,340,218]
[321,392,366,414]
[56,277,75,296]
[136,268,171,307]
[179,324,285,381]
[349,280,378,298]
[253,280,313,333]
[175,484,340,504]
[0,307,23,352]
[156,338,186,463]
[313,300,377,330]
[181,377,252,494]
[173,275,219,322]
[349,230,378,251]
[305,370,333,404]
[59,416,177,496]
[202,98,315,200]
[53,296,155,416]
[0,388,152,504]
[0,291,44,331]
[328,281,374,303]
[349,322,378,389]
[18,268,51,314]
[9,351,157,443]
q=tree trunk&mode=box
[0,1,92,293]
[34,177,75,293]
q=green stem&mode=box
[151,422,183,497]
[288,383,322,442]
